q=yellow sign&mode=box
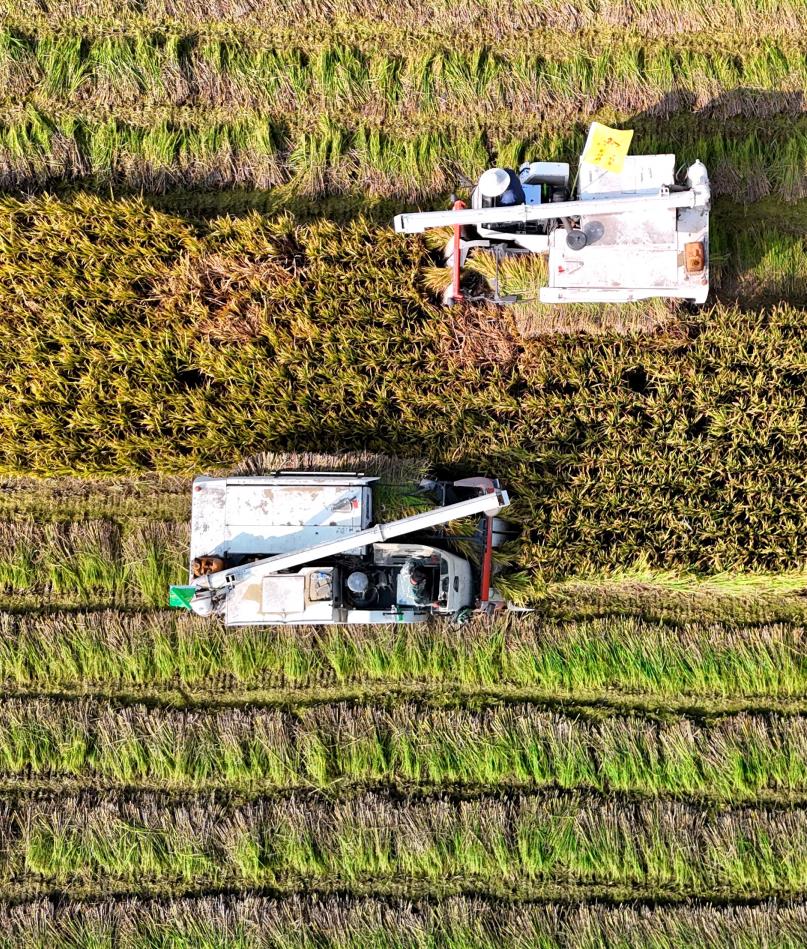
[581,123,634,174]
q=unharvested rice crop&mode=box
[0,195,806,583]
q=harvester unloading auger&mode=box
[170,472,511,626]
[394,137,710,306]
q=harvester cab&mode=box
[170,473,511,626]
[394,150,710,306]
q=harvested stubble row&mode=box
[5,697,807,801]
[7,791,807,899]
[0,519,185,606]
[0,475,189,522]
[2,612,806,704]
[9,0,807,39]
[0,195,806,581]
[2,30,806,125]
[3,893,807,949]
[1,110,806,201]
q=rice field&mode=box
[0,0,805,942]
[4,895,807,949]
[0,10,805,199]
[12,790,807,898]
[9,696,807,803]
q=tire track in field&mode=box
[4,682,807,720]
[1,775,807,811]
[2,876,807,909]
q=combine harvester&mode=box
[170,472,511,626]
[394,124,711,306]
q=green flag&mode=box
[169,585,197,609]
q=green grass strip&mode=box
[0,520,185,607]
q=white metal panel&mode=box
[262,575,306,614]
[549,228,678,290]
[223,525,364,555]
[190,477,227,564]
[521,161,569,186]
[677,204,709,239]
[540,284,709,303]
[579,209,678,249]
[344,609,427,624]
[224,483,366,528]
[541,286,675,302]
[225,572,334,625]
[191,475,375,562]
[225,476,377,488]
[479,230,549,253]
[578,155,675,198]
[223,482,370,555]
[440,549,475,611]
[225,606,427,627]
[551,250,677,288]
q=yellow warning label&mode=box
[581,123,634,174]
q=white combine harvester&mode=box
[170,472,510,626]
[394,150,710,305]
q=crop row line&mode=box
[2,878,807,913]
[0,112,806,200]
[1,698,807,802]
[1,892,806,948]
[9,683,807,720]
[2,610,806,701]
[3,791,807,897]
[5,775,807,810]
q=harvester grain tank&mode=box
[171,473,511,626]
[394,148,710,305]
